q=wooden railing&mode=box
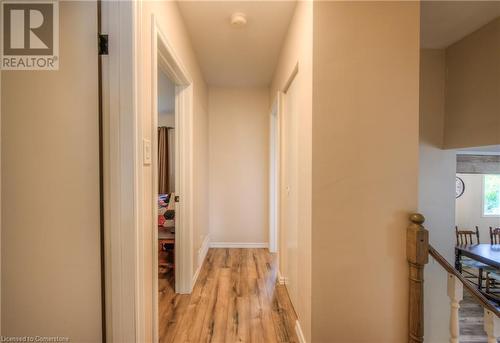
[407,213,500,343]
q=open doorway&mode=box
[151,15,195,342]
[156,70,177,299]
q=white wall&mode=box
[419,49,457,343]
[208,88,269,244]
[1,2,102,340]
[456,173,500,239]
[311,2,420,342]
[269,2,313,339]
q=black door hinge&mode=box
[98,34,108,55]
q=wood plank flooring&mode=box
[158,248,299,343]
[460,289,499,343]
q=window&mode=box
[483,175,500,216]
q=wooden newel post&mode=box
[407,213,429,343]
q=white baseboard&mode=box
[295,320,306,343]
[209,242,269,249]
[278,270,288,285]
[192,235,210,286]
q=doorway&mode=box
[156,69,177,297]
[269,66,299,289]
[102,6,196,342]
[269,93,282,254]
[151,15,195,342]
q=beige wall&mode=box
[311,2,420,342]
[208,88,269,244]
[270,1,313,340]
[139,2,209,341]
[456,173,500,238]
[444,18,500,149]
[419,49,457,343]
[1,2,102,340]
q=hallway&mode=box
[158,248,299,343]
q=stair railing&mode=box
[406,213,500,343]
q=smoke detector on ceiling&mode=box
[230,12,247,27]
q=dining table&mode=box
[455,244,500,271]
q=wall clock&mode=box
[456,177,465,198]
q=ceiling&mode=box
[421,1,500,49]
[158,70,175,114]
[177,1,297,87]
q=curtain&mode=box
[168,128,175,191]
[158,127,169,194]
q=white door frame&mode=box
[277,63,298,285]
[151,14,194,294]
[269,93,283,253]
[100,1,139,342]
[102,4,194,342]
[151,14,194,341]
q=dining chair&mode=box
[455,226,491,290]
[456,226,480,245]
[485,271,500,303]
[490,227,500,244]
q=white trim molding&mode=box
[101,1,139,341]
[295,320,307,343]
[278,270,288,285]
[482,175,500,218]
[269,92,283,254]
[192,235,210,285]
[209,242,269,249]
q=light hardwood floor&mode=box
[460,289,500,343]
[158,248,299,343]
